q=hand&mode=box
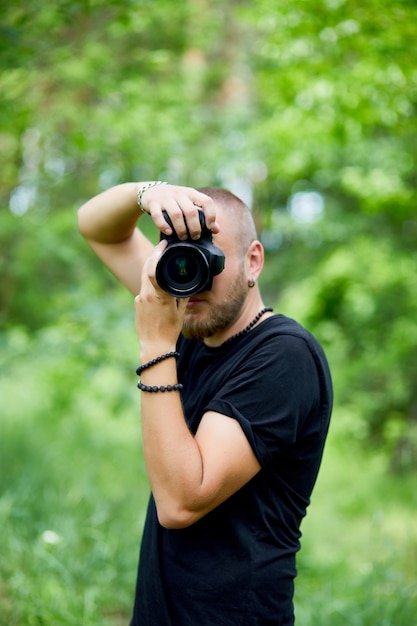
[141,184,219,241]
[134,240,188,359]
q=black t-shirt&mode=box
[131,314,333,626]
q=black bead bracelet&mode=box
[136,351,179,375]
[136,351,182,393]
[137,382,183,393]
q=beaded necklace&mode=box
[221,306,273,346]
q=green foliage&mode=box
[247,0,417,221]
[0,314,145,624]
[295,432,417,625]
[277,233,417,466]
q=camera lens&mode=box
[156,244,210,297]
[167,253,199,284]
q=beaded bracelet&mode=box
[136,351,179,375]
[136,351,181,393]
[137,382,183,393]
[136,181,167,213]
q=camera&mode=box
[156,210,225,298]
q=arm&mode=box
[79,181,258,527]
[77,182,217,295]
[135,244,261,529]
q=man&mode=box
[78,181,333,625]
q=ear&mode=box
[246,239,264,282]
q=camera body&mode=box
[156,210,225,298]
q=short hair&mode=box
[197,187,258,256]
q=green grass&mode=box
[295,426,417,625]
[1,326,416,625]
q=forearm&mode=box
[78,181,217,247]
[78,182,145,244]
[139,358,205,529]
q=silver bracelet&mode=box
[136,181,167,213]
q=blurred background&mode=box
[1,1,416,624]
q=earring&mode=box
[248,278,255,288]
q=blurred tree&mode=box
[242,0,417,466]
[0,0,416,464]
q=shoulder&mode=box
[258,313,313,340]
[244,315,333,408]
[258,315,330,364]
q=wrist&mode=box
[136,181,167,214]
[139,343,178,364]
[136,349,181,393]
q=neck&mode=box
[203,300,273,348]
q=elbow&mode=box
[156,504,203,530]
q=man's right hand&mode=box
[141,183,218,242]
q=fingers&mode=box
[140,240,168,295]
[143,185,218,240]
[135,241,188,349]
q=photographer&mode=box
[78,182,333,626]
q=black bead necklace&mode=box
[222,307,273,346]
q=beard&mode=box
[182,270,248,341]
